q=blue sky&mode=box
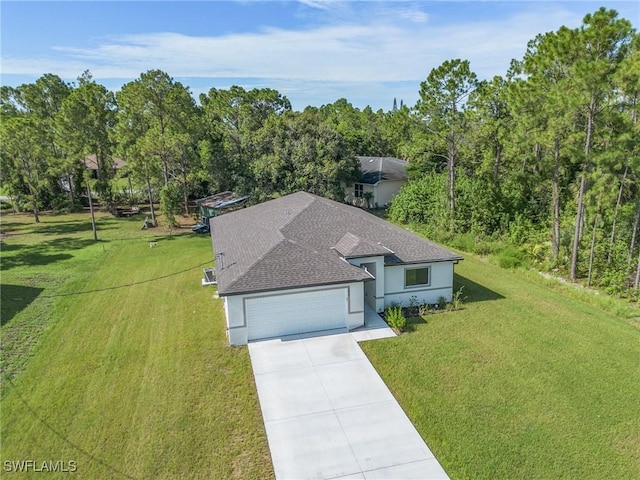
[1,1,638,111]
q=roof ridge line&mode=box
[278,192,316,231]
[291,232,371,269]
[224,236,290,293]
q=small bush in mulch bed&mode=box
[384,305,407,332]
[384,288,466,333]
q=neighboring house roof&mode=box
[196,191,249,210]
[83,154,126,170]
[196,191,249,218]
[356,156,408,184]
[211,192,462,296]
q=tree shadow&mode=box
[0,220,33,236]
[0,220,30,229]
[0,237,96,271]
[454,273,505,303]
[34,219,117,236]
[1,251,74,270]
[0,216,118,237]
[0,242,25,252]
[404,315,427,332]
[1,284,44,326]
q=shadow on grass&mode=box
[0,237,97,271]
[0,220,33,236]
[454,273,505,303]
[0,215,119,237]
[1,251,74,270]
[404,315,428,333]
[146,232,209,243]
[0,284,44,326]
[34,219,117,236]
[0,220,30,229]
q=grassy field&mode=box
[2,210,639,479]
[1,211,274,479]
[361,255,640,479]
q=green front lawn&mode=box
[362,255,640,479]
[1,212,273,478]
[2,210,638,479]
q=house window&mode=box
[405,267,430,287]
[354,184,364,198]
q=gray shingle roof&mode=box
[211,192,462,296]
[356,156,408,184]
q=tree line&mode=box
[1,7,638,297]
[390,8,639,297]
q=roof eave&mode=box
[385,256,464,265]
[343,252,389,259]
[218,277,369,297]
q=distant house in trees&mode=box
[60,155,128,193]
[345,156,408,209]
[82,154,126,179]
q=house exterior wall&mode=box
[222,282,365,346]
[373,180,406,208]
[224,295,247,345]
[344,180,405,208]
[346,282,365,329]
[383,261,455,307]
[344,183,375,208]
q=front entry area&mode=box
[362,262,377,310]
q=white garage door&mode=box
[246,288,347,341]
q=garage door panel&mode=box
[247,289,347,341]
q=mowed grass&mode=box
[1,212,274,479]
[3,211,639,479]
[361,255,640,479]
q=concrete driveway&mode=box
[248,331,449,479]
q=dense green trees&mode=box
[199,85,291,194]
[0,115,48,222]
[57,72,117,240]
[417,59,478,230]
[252,109,359,200]
[391,8,639,297]
[0,7,637,297]
[115,70,200,222]
[1,74,72,221]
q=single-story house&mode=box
[345,156,408,208]
[60,155,127,192]
[83,154,127,179]
[210,191,462,345]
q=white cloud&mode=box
[12,9,578,80]
[296,0,336,10]
[2,56,101,80]
[0,2,596,108]
[395,4,429,23]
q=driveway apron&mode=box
[248,331,449,480]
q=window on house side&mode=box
[354,184,364,198]
[405,267,430,287]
